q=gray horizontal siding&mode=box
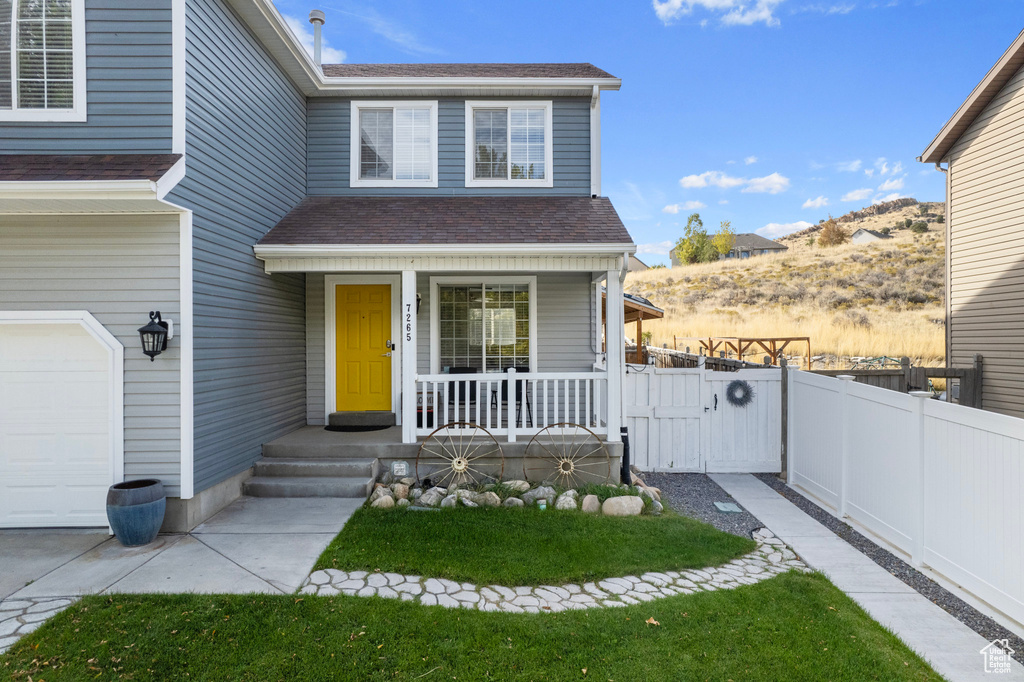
[307,98,590,195]
[305,272,596,424]
[164,0,306,493]
[0,0,173,153]
[0,214,182,495]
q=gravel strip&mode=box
[755,473,1024,664]
[640,472,762,538]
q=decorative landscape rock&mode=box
[601,496,644,517]
[441,495,457,508]
[503,497,524,507]
[370,486,393,502]
[555,492,578,511]
[399,477,416,487]
[410,488,423,500]
[581,494,601,513]
[396,498,410,507]
[371,495,395,509]
[522,486,556,506]
[478,491,501,507]
[298,529,809,613]
[392,483,409,500]
[503,480,531,493]
[651,499,664,515]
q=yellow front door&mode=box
[336,284,392,412]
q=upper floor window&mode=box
[465,101,553,188]
[350,101,438,188]
[0,0,86,121]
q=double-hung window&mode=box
[350,101,438,188]
[431,277,537,374]
[1,0,86,121]
[465,101,553,188]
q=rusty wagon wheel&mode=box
[416,422,504,489]
[525,423,611,487]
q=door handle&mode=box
[381,351,392,357]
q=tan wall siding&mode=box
[0,214,183,494]
[948,62,1024,418]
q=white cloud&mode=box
[679,170,790,194]
[872,157,902,177]
[864,168,874,178]
[339,7,442,56]
[802,195,829,209]
[283,14,347,64]
[744,156,758,165]
[743,172,790,194]
[836,159,862,172]
[637,240,675,255]
[796,3,856,14]
[652,0,783,27]
[663,200,706,213]
[756,221,814,238]
[841,188,873,202]
[679,170,747,189]
[877,175,905,191]
[719,199,729,205]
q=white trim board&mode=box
[349,101,439,189]
[0,310,125,496]
[464,101,554,189]
[323,274,402,424]
[428,275,538,375]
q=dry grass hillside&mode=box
[627,200,946,367]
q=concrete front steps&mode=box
[243,457,378,499]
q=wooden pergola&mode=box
[603,290,664,363]
[675,336,811,370]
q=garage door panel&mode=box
[0,323,114,528]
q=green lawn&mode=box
[0,572,943,681]
[313,506,756,585]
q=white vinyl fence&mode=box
[625,362,781,473]
[788,370,1024,625]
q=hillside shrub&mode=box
[936,215,945,224]
[880,227,890,235]
[910,222,928,233]
[817,216,849,247]
[904,218,913,229]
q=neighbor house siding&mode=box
[165,0,307,491]
[946,62,1024,418]
[304,272,596,423]
[307,98,590,195]
[0,0,174,153]
[0,214,182,494]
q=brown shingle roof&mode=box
[0,154,182,182]
[322,63,616,79]
[733,233,788,251]
[258,196,633,246]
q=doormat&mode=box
[324,425,391,433]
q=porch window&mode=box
[350,101,438,188]
[434,279,536,373]
[0,0,86,121]
[464,101,553,188]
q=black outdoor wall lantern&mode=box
[138,311,170,361]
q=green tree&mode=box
[711,220,736,258]
[672,213,717,264]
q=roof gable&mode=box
[920,28,1024,164]
[733,233,787,250]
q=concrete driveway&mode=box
[0,497,361,652]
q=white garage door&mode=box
[0,323,113,527]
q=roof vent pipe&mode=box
[308,10,326,67]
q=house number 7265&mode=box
[405,303,413,342]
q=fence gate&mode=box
[625,365,781,473]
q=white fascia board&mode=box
[254,242,637,260]
[0,179,159,201]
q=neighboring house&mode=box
[919,27,1024,418]
[0,0,633,530]
[628,254,650,272]
[851,228,892,244]
[725,233,788,259]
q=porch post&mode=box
[605,270,623,442]
[401,270,417,443]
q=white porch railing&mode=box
[413,369,610,442]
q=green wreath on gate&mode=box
[725,379,755,407]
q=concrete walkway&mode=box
[711,473,1023,682]
[0,497,361,652]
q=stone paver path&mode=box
[298,528,807,612]
[0,597,77,653]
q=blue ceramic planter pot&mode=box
[106,479,166,547]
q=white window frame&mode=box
[429,275,538,375]
[349,100,438,189]
[464,101,553,189]
[0,0,87,122]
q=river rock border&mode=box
[298,528,808,611]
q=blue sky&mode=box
[273,0,1022,265]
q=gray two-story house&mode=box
[0,0,634,530]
